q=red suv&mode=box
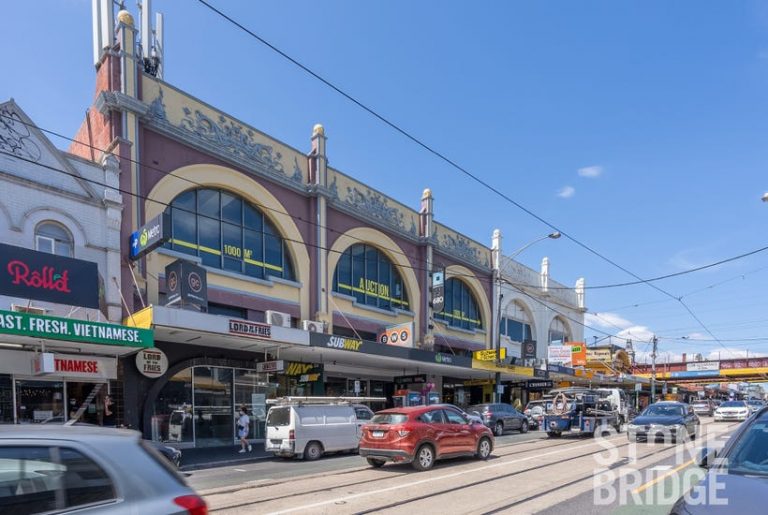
[359,405,494,471]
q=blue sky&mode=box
[2,1,768,363]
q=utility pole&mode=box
[650,335,658,402]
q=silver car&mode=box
[0,425,205,514]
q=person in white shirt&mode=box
[237,406,252,453]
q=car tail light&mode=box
[397,429,410,437]
[174,495,208,515]
[289,429,295,440]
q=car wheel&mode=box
[476,437,492,460]
[547,431,562,438]
[304,441,323,461]
[173,455,182,468]
[367,458,386,468]
[412,444,435,471]
[520,420,529,434]
[494,421,504,437]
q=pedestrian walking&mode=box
[237,405,252,453]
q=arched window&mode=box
[333,244,409,311]
[35,221,73,257]
[435,278,482,330]
[500,301,533,342]
[164,188,294,281]
[549,317,571,345]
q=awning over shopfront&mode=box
[0,308,153,356]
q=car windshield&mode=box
[370,413,408,424]
[725,415,768,477]
[642,405,684,417]
[720,401,747,408]
[748,401,763,406]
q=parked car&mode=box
[692,399,716,417]
[359,405,494,471]
[0,425,206,514]
[264,401,370,460]
[467,403,529,436]
[147,440,183,468]
[671,406,768,514]
[746,399,765,415]
[431,404,483,425]
[524,400,546,430]
[626,401,699,442]
[714,400,750,422]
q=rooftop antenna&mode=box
[138,0,163,77]
[139,0,151,59]
[91,0,115,67]
[154,11,164,78]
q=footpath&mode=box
[179,444,273,471]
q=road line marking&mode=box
[632,458,695,494]
[649,465,672,471]
[234,468,247,472]
[266,434,628,514]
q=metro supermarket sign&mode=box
[0,309,153,348]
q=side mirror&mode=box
[695,447,717,468]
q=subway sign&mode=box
[0,309,153,348]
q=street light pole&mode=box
[493,231,561,403]
[650,335,658,402]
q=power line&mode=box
[193,0,735,354]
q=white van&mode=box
[264,398,377,460]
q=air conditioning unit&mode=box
[266,310,291,328]
[11,304,46,315]
[302,320,323,333]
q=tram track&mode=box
[206,434,612,512]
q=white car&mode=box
[714,400,750,422]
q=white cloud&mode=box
[585,312,634,330]
[557,186,575,198]
[578,165,603,178]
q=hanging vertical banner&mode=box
[379,322,414,348]
[431,269,445,314]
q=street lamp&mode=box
[762,192,768,203]
[494,231,561,402]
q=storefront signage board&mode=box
[687,361,719,372]
[256,360,285,373]
[379,322,413,347]
[474,348,507,361]
[123,305,154,329]
[0,349,117,379]
[229,319,272,339]
[394,374,427,384]
[569,343,587,367]
[547,345,572,365]
[135,348,168,378]
[431,269,445,314]
[165,259,208,310]
[0,243,99,309]
[0,309,153,348]
[129,213,170,261]
[587,348,612,363]
[522,340,537,360]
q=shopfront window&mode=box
[548,317,571,345]
[500,301,533,342]
[434,278,483,331]
[153,368,193,443]
[193,367,233,448]
[15,380,64,424]
[0,376,12,424]
[332,244,409,311]
[165,188,295,281]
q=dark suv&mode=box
[467,403,528,436]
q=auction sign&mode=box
[0,243,99,308]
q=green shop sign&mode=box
[0,309,153,348]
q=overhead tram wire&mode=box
[5,114,767,295]
[194,0,746,355]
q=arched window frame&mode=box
[500,300,533,342]
[164,188,295,281]
[35,221,74,257]
[434,278,483,331]
[332,243,409,312]
[548,316,571,345]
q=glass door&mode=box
[193,367,233,447]
[234,369,274,440]
[15,380,64,424]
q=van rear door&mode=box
[266,406,292,445]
